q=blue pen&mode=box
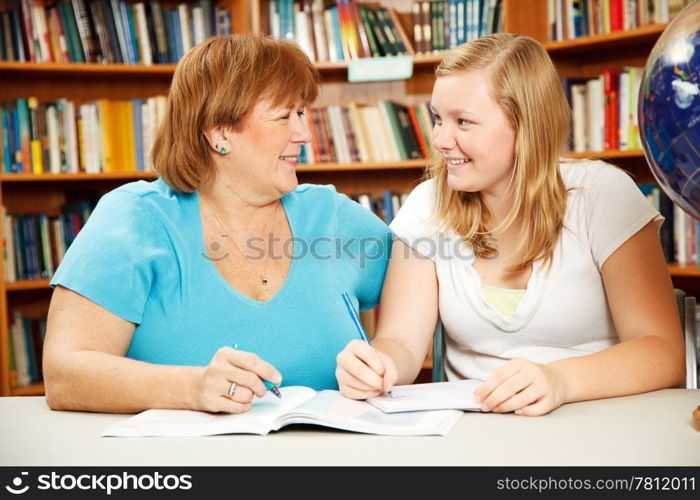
[341,292,392,397]
[232,343,282,398]
[341,292,369,342]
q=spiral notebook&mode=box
[101,386,462,437]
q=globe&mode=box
[639,0,700,219]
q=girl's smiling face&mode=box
[431,70,517,197]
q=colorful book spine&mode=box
[16,98,33,174]
[407,104,429,158]
[1,108,11,172]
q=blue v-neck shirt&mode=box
[50,179,392,390]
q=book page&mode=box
[101,386,317,437]
[277,390,462,436]
[367,380,482,413]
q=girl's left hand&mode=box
[473,358,567,416]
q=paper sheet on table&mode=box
[367,380,482,413]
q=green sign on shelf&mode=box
[348,56,414,82]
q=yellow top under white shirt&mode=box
[480,284,526,317]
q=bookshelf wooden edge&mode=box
[1,56,443,76]
[298,160,426,172]
[9,382,44,396]
[544,24,667,53]
[314,56,441,73]
[0,162,426,182]
[668,264,700,277]
[6,280,52,291]
[0,173,157,182]
[1,153,649,182]
[0,62,177,76]
[566,149,644,159]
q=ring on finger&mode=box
[227,382,237,397]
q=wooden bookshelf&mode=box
[0,0,439,397]
[0,0,689,397]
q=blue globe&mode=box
[640,0,700,219]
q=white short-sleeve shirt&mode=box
[389,160,663,381]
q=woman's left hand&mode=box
[473,358,567,416]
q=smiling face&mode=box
[430,70,517,197]
[225,97,311,199]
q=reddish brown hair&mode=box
[152,34,320,192]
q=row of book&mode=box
[2,80,662,176]
[2,96,432,175]
[1,96,167,175]
[548,0,692,42]
[637,181,700,269]
[672,200,700,267]
[411,0,503,54]
[269,0,411,62]
[0,0,232,64]
[563,67,643,153]
[8,311,46,387]
[2,200,95,282]
[353,189,408,224]
[298,101,434,165]
[616,182,700,267]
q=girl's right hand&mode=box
[335,339,397,399]
[194,346,282,413]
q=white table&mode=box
[1,389,699,466]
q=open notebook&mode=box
[101,386,462,437]
[368,380,483,413]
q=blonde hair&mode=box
[428,33,570,271]
[152,34,321,192]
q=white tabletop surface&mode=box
[1,389,699,466]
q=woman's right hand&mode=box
[194,347,282,413]
[336,339,398,399]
